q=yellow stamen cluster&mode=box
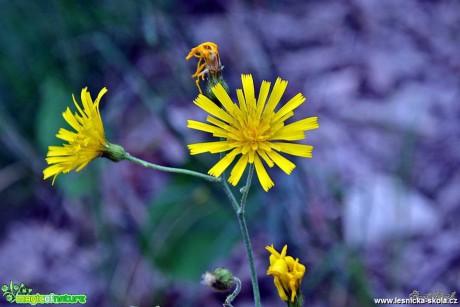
[266,244,306,302]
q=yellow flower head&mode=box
[266,244,306,303]
[43,87,108,185]
[187,74,319,191]
[186,42,222,94]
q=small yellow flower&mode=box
[187,74,319,191]
[186,42,222,94]
[43,87,108,184]
[266,244,306,303]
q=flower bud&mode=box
[201,267,236,292]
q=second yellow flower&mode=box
[187,74,319,191]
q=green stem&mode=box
[222,164,260,306]
[221,179,241,213]
[236,207,261,306]
[224,277,242,307]
[122,152,220,183]
[239,164,254,213]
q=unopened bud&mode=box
[201,267,236,292]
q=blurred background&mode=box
[0,0,459,306]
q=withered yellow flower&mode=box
[187,74,319,191]
[266,244,306,303]
[186,42,222,94]
[43,87,108,184]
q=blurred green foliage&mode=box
[0,1,141,160]
[139,182,239,280]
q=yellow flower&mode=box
[186,42,222,94]
[266,244,306,303]
[187,74,319,191]
[43,87,108,185]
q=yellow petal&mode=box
[289,279,297,302]
[300,116,319,130]
[75,160,91,172]
[267,259,289,276]
[253,155,274,191]
[280,245,288,257]
[264,77,288,115]
[273,277,289,302]
[62,108,81,132]
[256,80,271,118]
[94,87,108,106]
[236,88,247,114]
[266,150,296,175]
[242,74,256,110]
[257,150,275,168]
[56,128,77,142]
[206,116,231,131]
[272,93,306,122]
[290,258,306,277]
[46,146,69,157]
[188,141,230,155]
[73,93,84,117]
[208,149,239,177]
[270,111,294,132]
[228,154,249,186]
[270,130,305,141]
[277,117,319,134]
[212,83,235,113]
[269,254,278,265]
[276,142,313,158]
[265,244,281,258]
[193,94,234,124]
[270,117,317,141]
[43,164,62,180]
[46,156,73,164]
[285,256,296,268]
[81,87,93,117]
[187,120,228,137]
[248,149,255,163]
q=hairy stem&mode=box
[236,209,261,306]
[224,277,242,307]
[123,152,220,183]
[222,164,260,306]
[239,164,254,213]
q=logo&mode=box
[2,281,86,305]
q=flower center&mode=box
[70,124,102,156]
[239,115,272,153]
